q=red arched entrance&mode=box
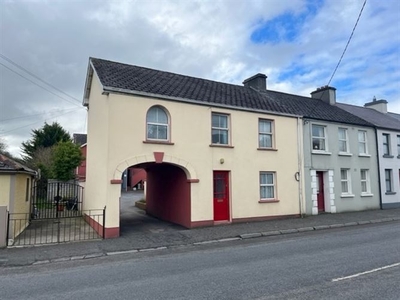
[129,162,191,228]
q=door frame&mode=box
[213,170,231,222]
[316,171,325,212]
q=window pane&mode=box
[147,108,158,123]
[358,131,365,142]
[359,143,365,154]
[259,120,271,133]
[157,125,168,140]
[338,128,346,140]
[361,182,367,193]
[260,174,266,184]
[341,170,347,180]
[339,141,347,152]
[266,186,274,198]
[259,134,272,148]
[212,129,228,144]
[312,125,324,137]
[147,124,157,139]
[266,173,274,184]
[313,138,325,150]
[147,107,167,124]
[360,170,366,180]
[341,181,348,193]
[212,114,219,128]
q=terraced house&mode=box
[82,58,381,238]
[82,58,305,237]
[338,99,400,209]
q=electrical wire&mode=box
[326,0,367,86]
[0,107,79,122]
[0,108,82,135]
[0,53,81,103]
[0,62,83,108]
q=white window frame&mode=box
[211,113,230,145]
[382,133,390,156]
[385,169,393,193]
[397,135,400,157]
[338,127,350,154]
[260,172,276,200]
[258,119,274,149]
[146,106,169,141]
[340,168,353,197]
[312,124,328,152]
[358,130,368,155]
[360,169,371,196]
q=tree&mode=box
[0,137,7,154]
[52,141,83,181]
[21,122,71,161]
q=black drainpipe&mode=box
[374,127,383,210]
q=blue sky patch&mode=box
[251,0,324,44]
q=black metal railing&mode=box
[7,209,105,247]
[31,181,84,219]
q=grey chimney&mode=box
[310,86,336,105]
[243,73,267,91]
[364,97,388,114]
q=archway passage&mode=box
[125,162,191,229]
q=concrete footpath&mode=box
[1,209,400,268]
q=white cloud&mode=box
[1,0,399,157]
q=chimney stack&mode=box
[243,73,267,91]
[311,86,336,105]
[364,97,388,114]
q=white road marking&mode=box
[332,262,400,282]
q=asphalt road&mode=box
[1,222,399,299]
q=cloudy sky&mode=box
[1,0,399,157]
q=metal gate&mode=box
[6,181,106,247]
[32,181,84,219]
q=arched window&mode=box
[146,106,169,141]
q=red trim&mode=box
[143,141,174,145]
[190,220,214,228]
[110,179,122,184]
[84,214,120,238]
[187,179,200,183]
[232,214,300,223]
[154,152,164,163]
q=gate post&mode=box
[102,206,106,239]
[0,206,8,248]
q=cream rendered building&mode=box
[83,58,305,238]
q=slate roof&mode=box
[337,103,400,131]
[0,154,36,175]
[89,58,373,126]
[388,112,400,122]
[73,133,87,146]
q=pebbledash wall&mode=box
[84,74,305,237]
[303,120,380,215]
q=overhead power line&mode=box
[0,107,82,135]
[0,53,81,104]
[326,0,367,86]
[0,62,83,108]
[0,107,79,122]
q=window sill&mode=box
[312,150,332,155]
[209,144,234,148]
[361,193,374,197]
[385,192,397,195]
[341,194,355,198]
[259,199,279,203]
[257,148,278,151]
[143,140,174,145]
[358,154,371,157]
[383,154,394,158]
[338,152,352,157]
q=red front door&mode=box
[213,171,230,221]
[316,171,325,212]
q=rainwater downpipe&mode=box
[374,127,383,209]
[297,117,305,217]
